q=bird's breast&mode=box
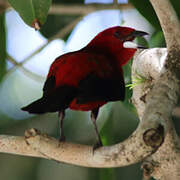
[69,98,106,111]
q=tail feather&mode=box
[22,85,78,114]
[21,97,51,114]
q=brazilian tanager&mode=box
[22,26,148,148]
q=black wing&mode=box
[76,73,125,104]
[43,75,56,96]
[22,76,77,114]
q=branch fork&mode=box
[23,121,164,167]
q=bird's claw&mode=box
[93,140,103,152]
[58,135,66,147]
[59,135,66,142]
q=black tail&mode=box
[21,97,50,114]
[21,85,78,114]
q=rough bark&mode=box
[135,0,180,179]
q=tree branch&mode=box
[132,0,180,179]
[0,125,163,168]
[7,54,44,82]
[132,49,180,179]
[49,3,133,15]
[4,3,133,15]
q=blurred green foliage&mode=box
[149,31,166,47]
[170,0,180,19]
[40,14,80,40]
[129,0,161,30]
[40,0,83,40]
[8,0,52,28]
[0,13,6,83]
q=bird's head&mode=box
[113,26,148,49]
[87,26,148,66]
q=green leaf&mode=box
[136,36,149,48]
[170,0,180,20]
[40,14,80,40]
[99,168,115,180]
[149,31,166,48]
[129,0,161,30]
[8,0,52,29]
[100,104,114,145]
[0,13,6,83]
[40,0,84,39]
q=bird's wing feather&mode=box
[77,73,125,104]
[47,51,117,88]
[43,75,56,96]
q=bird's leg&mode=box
[58,110,66,141]
[91,108,103,150]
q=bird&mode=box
[22,26,148,148]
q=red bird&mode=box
[22,26,148,148]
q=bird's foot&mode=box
[93,140,103,152]
[59,134,66,142]
[58,135,66,147]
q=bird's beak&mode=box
[123,30,149,49]
[131,30,149,38]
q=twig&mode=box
[7,54,44,82]
[49,3,133,15]
[2,3,133,15]
[113,0,118,5]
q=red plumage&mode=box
[22,26,148,147]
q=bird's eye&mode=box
[114,31,134,41]
[125,35,134,41]
[114,31,122,39]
